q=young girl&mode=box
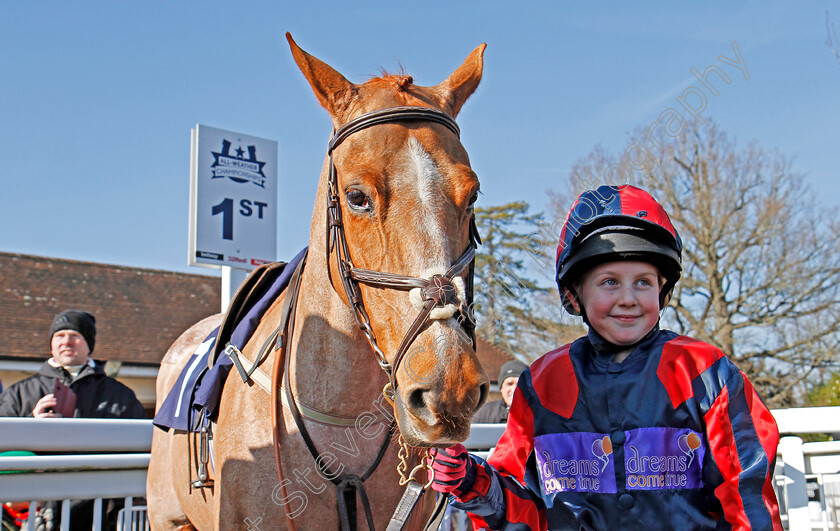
[431,185,782,530]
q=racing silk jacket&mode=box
[452,328,782,531]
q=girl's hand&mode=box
[429,444,476,498]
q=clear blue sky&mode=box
[2,2,838,275]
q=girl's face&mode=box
[573,261,662,346]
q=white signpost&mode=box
[188,125,278,310]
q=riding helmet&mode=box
[555,185,682,315]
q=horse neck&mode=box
[287,160,390,417]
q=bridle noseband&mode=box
[325,106,479,405]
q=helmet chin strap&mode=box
[565,286,588,322]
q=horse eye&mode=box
[346,189,371,211]
[468,190,479,207]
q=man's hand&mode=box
[32,394,58,418]
[429,444,476,498]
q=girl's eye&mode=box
[346,189,371,211]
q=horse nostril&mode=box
[474,381,489,413]
[408,388,427,411]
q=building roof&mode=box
[0,252,513,374]
[0,252,221,365]
[474,337,515,385]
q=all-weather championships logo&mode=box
[211,139,267,188]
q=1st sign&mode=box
[189,125,278,270]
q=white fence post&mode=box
[779,436,810,530]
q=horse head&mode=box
[287,34,490,447]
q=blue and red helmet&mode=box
[555,185,683,315]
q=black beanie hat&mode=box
[498,360,528,384]
[49,310,96,353]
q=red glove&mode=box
[429,444,477,498]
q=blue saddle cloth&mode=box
[153,248,306,431]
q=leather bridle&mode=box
[270,106,481,531]
[324,106,480,405]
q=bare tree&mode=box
[509,290,586,360]
[553,120,840,407]
[828,11,840,65]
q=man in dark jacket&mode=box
[0,309,146,530]
[0,309,145,419]
[471,360,529,424]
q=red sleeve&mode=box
[488,385,535,482]
[703,370,782,530]
[657,336,723,408]
[459,354,573,530]
[659,337,781,530]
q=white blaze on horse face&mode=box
[403,137,449,269]
[401,138,467,341]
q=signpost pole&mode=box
[221,266,249,313]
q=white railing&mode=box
[3,408,840,530]
[0,418,152,531]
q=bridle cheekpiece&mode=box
[324,106,479,406]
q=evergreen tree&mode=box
[473,201,582,358]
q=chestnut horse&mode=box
[147,34,489,530]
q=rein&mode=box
[269,106,479,531]
[271,252,392,531]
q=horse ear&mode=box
[434,43,486,118]
[286,33,357,121]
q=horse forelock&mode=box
[352,70,443,112]
[374,71,414,94]
[369,68,414,91]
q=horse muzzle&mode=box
[390,326,489,447]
